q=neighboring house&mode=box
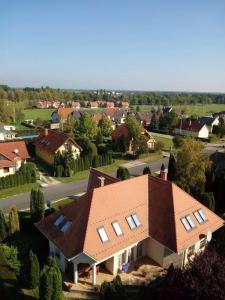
[112,124,155,152]
[173,120,209,139]
[51,108,75,124]
[104,108,121,122]
[36,168,224,285]
[67,101,81,109]
[114,110,127,125]
[0,141,29,177]
[106,101,115,108]
[135,112,153,126]
[198,116,220,133]
[0,125,16,141]
[34,129,82,165]
[87,101,98,109]
[91,113,103,123]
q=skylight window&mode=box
[97,227,109,243]
[54,214,65,226]
[132,214,141,227]
[181,215,196,231]
[126,216,136,229]
[186,215,196,228]
[61,221,72,233]
[112,221,123,236]
[194,209,207,224]
[181,217,191,231]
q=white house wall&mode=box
[49,241,66,272]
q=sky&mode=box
[0,0,225,92]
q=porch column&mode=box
[133,246,137,261]
[92,264,96,285]
[73,263,78,284]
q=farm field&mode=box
[23,108,54,120]
[135,104,225,116]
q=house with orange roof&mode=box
[51,108,75,124]
[34,129,82,165]
[35,168,224,286]
[112,124,156,152]
[87,101,98,109]
[0,140,29,177]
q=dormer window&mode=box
[97,227,109,243]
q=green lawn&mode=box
[154,136,173,152]
[135,104,225,117]
[58,159,127,183]
[23,108,55,120]
[52,198,73,210]
[0,183,39,200]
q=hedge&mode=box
[0,163,36,190]
[54,154,113,177]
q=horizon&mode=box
[1,0,225,93]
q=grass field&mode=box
[154,136,173,151]
[23,108,54,120]
[135,104,225,117]
[0,183,39,199]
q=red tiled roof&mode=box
[91,113,103,122]
[0,141,29,168]
[105,108,120,118]
[174,120,205,132]
[34,129,82,155]
[52,108,74,119]
[87,168,120,191]
[112,124,129,141]
[35,171,224,261]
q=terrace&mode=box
[64,257,165,293]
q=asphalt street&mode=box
[0,157,169,213]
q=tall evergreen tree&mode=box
[30,189,45,222]
[167,152,176,181]
[28,250,40,289]
[143,166,151,175]
[8,205,20,235]
[0,209,8,241]
[47,257,62,300]
[39,266,53,300]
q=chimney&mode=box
[44,128,48,136]
[160,163,167,180]
[98,176,105,187]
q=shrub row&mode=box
[55,154,113,177]
[0,162,36,190]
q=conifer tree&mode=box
[0,209,8,241]
[143,166,151,175]
[28,250,40,289]
[30,189,45,222]
[39,266,53,300]
[8,205,20,235]
[167,152,176,181]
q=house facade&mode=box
[36,168,224,286]
[173,120,209,139]
[0,141,29,177]
[198,116,220,133]
[34,129,82,165]
[51,108,75,124]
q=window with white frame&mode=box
[181,215,196,231]
[97,227,109,243]
[132,214,141,227]
[112,221,123,236]
[126,215,136,229]
[194,209,207,224]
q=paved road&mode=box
[0,158,169,213]
[203,143,225,156]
